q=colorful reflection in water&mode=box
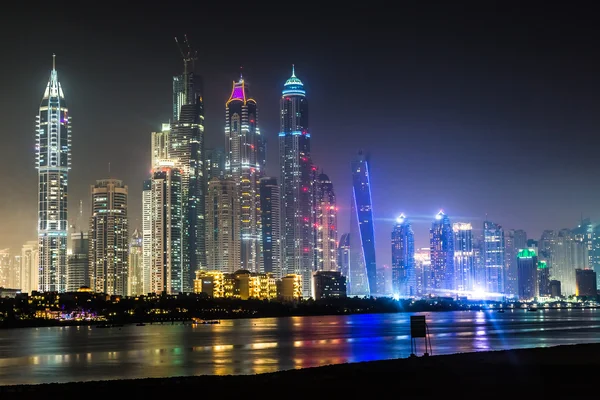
[1,309,600,385]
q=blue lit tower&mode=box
[391,214,415,297]
[170,36,205,291]
[36,55,71,293]
[453,223,475,292]
[484,220,505,293]
[349,150,377,296]
[226,73,263,273]
[279,66,313,296]
[430,210,454,292]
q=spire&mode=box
[291,64,296,77]
[52,53,56,71]
[240,65,243,81]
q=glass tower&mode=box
[315,173,338,272]
[279,66,313,296]
[484,220,505,294]
[391,214,415,297]
[430,210,454,292]
[349,151,377,296]
[453,222,474,292]
[36,55,71,293]
[260,177,281,277]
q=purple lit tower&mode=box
[225,73,263,272]
[279,66,314,297]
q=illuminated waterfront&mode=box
[1,309,600,385]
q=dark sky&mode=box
[1,2,599,267]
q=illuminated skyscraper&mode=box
[484,220,505,293]
[128,229,143,296]
[430,210,454,292]
[391,214,415,297]
[278,66,313,296]
[349,151,377,296]
[414,247,431,295]
[151,123,170,168]
[226,74,262,273]
[315,173,338,272]
[206,177,240,273]
[20,241,39,294]
[150,161,183,294]
[67,231,89,291]
[504,229,527,296]
[338,233,350,277]
[142,180,152,295]
[453,222,474,292]
[517,248,538,300]
[89,179,129,296]
[170,37,205,291]
[260,177,281,277]
[36,55,71,293]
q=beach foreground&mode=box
[1,344,597,398]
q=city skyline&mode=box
[2,4,600,270]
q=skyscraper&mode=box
[349,151,377,296]
[142,180,152,295]
[89,179,129,296]
[391,214,415,297]
[517,248,538,300]
[226,74,262,273]
[151,123,170,169]
[205,147,226,181]
[453,222,474,292]
[430,210,454,292]
[20,241,39,294]
[170,37,205,291]
[338,233,350,277]
[315,173,338,272]
[259,177,281,277]
[128,229,143,296]
[504,229,527,296]
[151,161,183,294]
[279,66,313,296]
[36,55,71,293]
[206,177,240,273]
[484,220,505,293]
[537,260,550,297]
[67,231,89,291]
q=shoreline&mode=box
[2,343,598,397]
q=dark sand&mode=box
[1,344,597,398]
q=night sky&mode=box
[1,3,599,266]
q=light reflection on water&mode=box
[1,309,600,385]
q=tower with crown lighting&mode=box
[225,72,263,272]
[36,55,71,293]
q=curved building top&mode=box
[227,75,255,106]
[282,65,305,97]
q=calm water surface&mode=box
[1,308,600,385]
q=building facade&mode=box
[314,173,338,272]
[20,241,39,293]
[391,214,415,297]
[89,179,129,295]
[67,232,89,291]
[259,177,282,277]
[517,248,538,300]
[338,233,350,278]
[453,222,474,292]
[430,210,454,292]
[484,221,505,294]
[279,67,313,296]
[206,178,240,273]
[314,271,347,300]
[36,56,71,293]
[504,229,527,296]
[575,268,597,297]
[128,229,143,296]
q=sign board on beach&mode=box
[410,315,426,338]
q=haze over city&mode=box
[1,2,598,267]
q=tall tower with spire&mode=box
[278,66,314,297]
[36,55,71,293]
[225,72,263,272]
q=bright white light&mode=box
[396,213,405,224]
[392,294,400,301]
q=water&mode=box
[1,308,600,385]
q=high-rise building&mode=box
[259,177,281,277]
[20,241,39,293]
[315,173,338,272]
[484,221,505,294]
[226,74,262,273]
[36,55,71,293]
[504,229,527,296]
[170,38,205,291]
[575,268,597,297]
[517,248,538,300]
[89,179,129,296]
[279,66,313,296]
[205,147,226,181]
[150,161,183,294]
[313,271,347,300]
[142,180,152,295]
[0,249,11,288]
[453,222,474,292]
[537,260,550,297]
[551,228,578,296]
[349,151,377,297]
[67,231,89,291]
[151,123,170,169]
[206,178,240,273]
[414,247,431,296]
[338,233,350,277]
[128,229,143,296]
[391,214,415,297]
[430,210,454,292]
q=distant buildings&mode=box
[313,271,346,300]
[517,248,538,300]
[430,210,454,292]
[453,222,474,292]
[89,179,129,296]
[349,151,377,296]
[67,232,89,292]
[483,221,505,293]
[504,229,527,296]
[338,233,350,277]
[194,270,276,300]
[391,214,415,297]
[36,56,71,293]
[537,260,550,297]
